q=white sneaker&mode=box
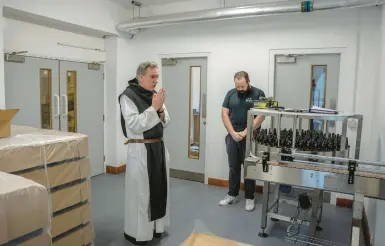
[245,199,255,211]
[219,195,237,206]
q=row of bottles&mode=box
[256,128,349,152]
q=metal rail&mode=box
[279,159,385,177]
[279,152,385,168]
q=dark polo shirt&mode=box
[222,86,265,132]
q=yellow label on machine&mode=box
[254,101,279,109]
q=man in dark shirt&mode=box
[219,71,265,211]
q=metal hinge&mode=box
[103,73,105,79]
[104,155,105,163]
[103,114,105,121]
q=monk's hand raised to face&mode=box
[152,89,165,111]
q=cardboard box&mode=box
[53,223,94,246]
[0,125,88,173]
[0,172,50,245]
[51,202,92,238]
[182,233,252,246]
[19,233,52,246]
[0,109,19,138]
[51,180,91,213]
[18,158,91,189]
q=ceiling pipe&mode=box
[116,0,384,33]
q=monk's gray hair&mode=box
[136,61,158,78]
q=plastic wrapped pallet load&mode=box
[0,172,51,246]
[0,125,94,246]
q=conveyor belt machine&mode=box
[243,109,385,246]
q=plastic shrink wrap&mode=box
[0,172,51,246]
[0,125,94,246]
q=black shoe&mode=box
[153,231,162,238]
[124,233,148,245]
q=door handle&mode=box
[54,95,60,117]
[61,95,68,117]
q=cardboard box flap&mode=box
[0,109,19,121]
[0,109,19,138]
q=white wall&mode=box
[104,36,119,168]
[115,38,138,165]
[1,0,129,35]
[3,19,106,63]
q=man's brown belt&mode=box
[124,139,162,145]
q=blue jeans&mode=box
[225,134,255,199]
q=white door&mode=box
[59,61,105,176]
[274,54,341,131]
[162,57,207,182]
[4,56,60,130]
[4,56,105,176]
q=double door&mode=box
[4,56,104,176]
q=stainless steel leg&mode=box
[273,185,279,213]
[340,118,348,158]
[355,115,363,160]
[259,182,270,238]
[350,192,364,246]
[308,189,321,238]
[316,190,324,231]
[292,116,297,149]
[298,118,302,131]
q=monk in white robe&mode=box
[118,61,171,245]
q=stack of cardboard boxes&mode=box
[0,123,94,246]
[0,172,52,246]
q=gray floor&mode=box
[91,174,355,246]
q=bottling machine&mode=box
[243,108,385,246]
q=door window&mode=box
[67,71,77,133]
[188,66,202,159]
[310,65,327,131]
[40,69,52,129]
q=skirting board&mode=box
[106,164,126,174]
[170,168,204,183]
[105,165,205,184]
